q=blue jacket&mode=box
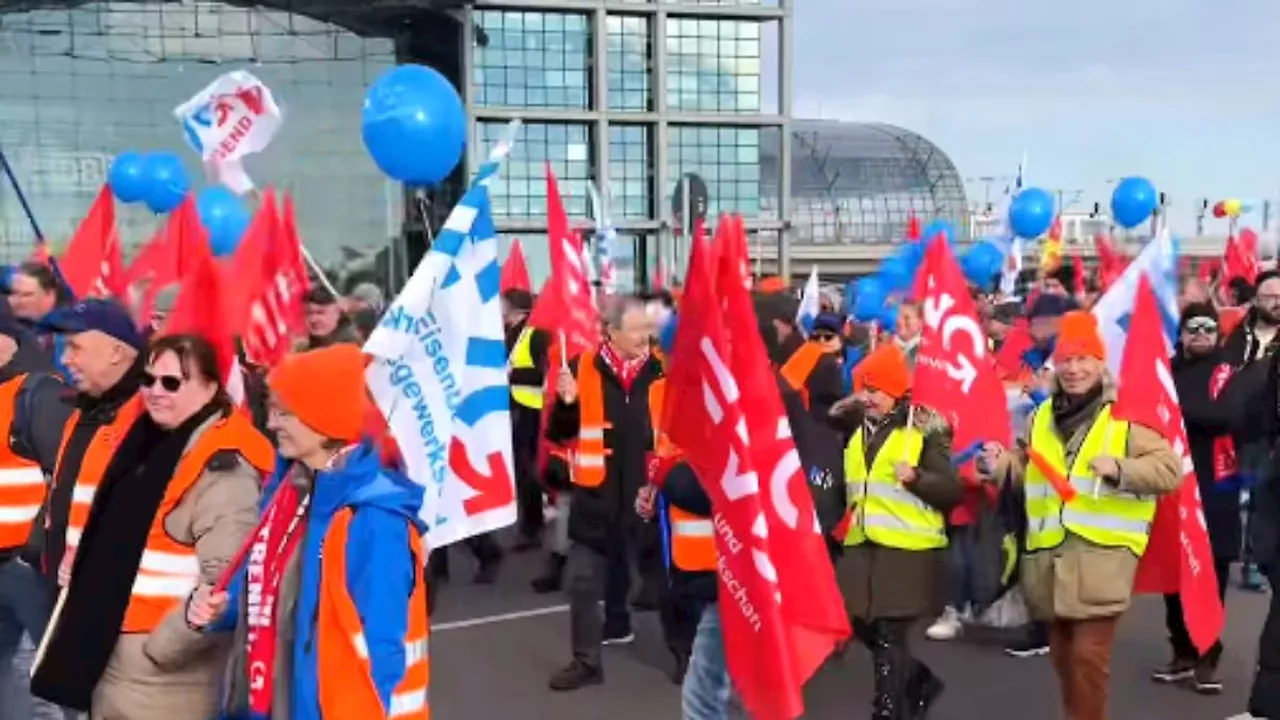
[216,442,426,720]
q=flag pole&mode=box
[0,142,44,243]
[0,141,71,291]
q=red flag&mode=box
[1120,277,1224,654]
[664,228,802,720]
[227,190,308,367]
[527,164,599,356]
[716,214,850,685]
[500,239,532,293]
[994,318,1034,382]
[162,238,240,382]
[1093,233,1128,291]
[913,237,1012,450]
[528,165,601,475]
[905,212,921,241]
[58,185,126,300]
[1223,233,1258,285]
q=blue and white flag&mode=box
[796,265,820,336]
[588,181,617,295]
[1092,226,1180,376]
[364,121,521,548]
[996,154,1027,297]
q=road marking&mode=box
[433,604,570,632]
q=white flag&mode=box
[174,70,282,195]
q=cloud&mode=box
[787,0,1280,232]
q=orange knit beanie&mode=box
[267,344,369,442]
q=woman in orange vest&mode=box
[187,344,429,720]
[30,333,271,719]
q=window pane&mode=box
[475,10,591,110]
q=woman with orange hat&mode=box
[985,311,1181,720]
[832,344,961,719]
[185,344,430,720]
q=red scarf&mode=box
[1208,363,1239,482]
[599,342,648,392]
[245,482,310,715]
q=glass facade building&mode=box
[0,0,793,291]
[466,1,789,289]
[765,120,967,244]
[0,0,965,288]
[0,1,399,271]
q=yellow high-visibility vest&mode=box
[509,327,543,410]
[1025,402,1156,556]
[843,427,947,550]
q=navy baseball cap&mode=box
[43,299,145,351]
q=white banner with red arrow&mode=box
[365,121,521,549]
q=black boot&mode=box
[532,552,566,594]
[669,645,690,685]
[865,620,913,720]
[907,663,945,719]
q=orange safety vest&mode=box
[668,506,716,572]
[779,341,826,409]
[318,508,430,720]
[122,412,274,633]
[574,351,666,488]
[0,374,46,551]
[53,394,144,554]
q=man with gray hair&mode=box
[546,294,666,691]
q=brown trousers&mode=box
[1048,616,1119,720]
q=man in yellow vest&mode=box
[504,289,551,551]
[0,308,73,720]
[834,343,960,720]
[985,310,1182,720]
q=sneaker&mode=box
[1151,656,1196,684]
[603,625,635,645]
[1004,637,1049,658]
[1242,564,1269,593]
[925,607,962,641]
[548,660,603,691]
[1192,660,1223,695]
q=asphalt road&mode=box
[429,543,1271,720]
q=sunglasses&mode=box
[1183,319,1218,336]
[812,332,840,342]
[141,372,184,393]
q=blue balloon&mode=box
[920,220,959,245]
[1111,176,1158,229]
[141,152,190,214]
[362,64,467,186]
[195,186,250,257]
[1008,188,1056,239]
[961,241,1006,290]
[852,276,886,323]
[108,152,148,204]
[879,256,914,293]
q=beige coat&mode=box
[996,373,1182,621]
[88,416,263,720]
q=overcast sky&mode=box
[777,0,1280,233]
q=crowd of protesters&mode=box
[0,255,1277,720]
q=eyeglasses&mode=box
[141,372,183,393]
[1183,319,1218,336]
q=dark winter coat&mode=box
[1221,306,1280,367]
[1172,348,1241,561]
[546,352,664,554]
[834,401,962,621]
[1220,349,1280,569]
[779,374,845,541]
